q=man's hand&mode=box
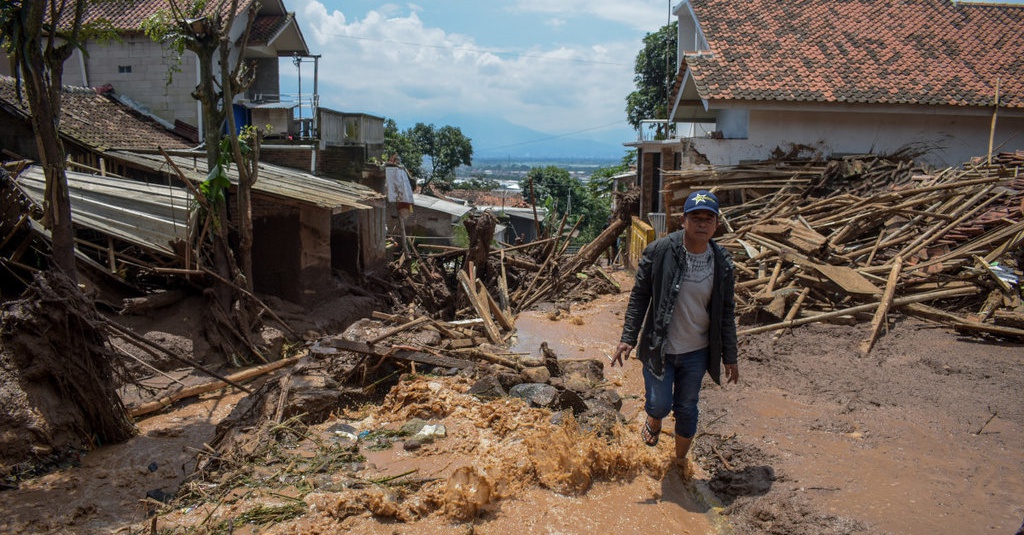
[725,363,739,384]
[611,342,633,367]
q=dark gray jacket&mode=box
[619,230,738,384]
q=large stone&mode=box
[589,388,623,411]
[495,372,525,391]
[282,375,344,423]
[577,405,626,437]
[521,366,551,384]
[555,388,589,415]
[468,376,506,398]
[559,359,605,383]
[509,383,559,408]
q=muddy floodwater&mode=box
[1,270,1022,534]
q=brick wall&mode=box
[260,148,315,174]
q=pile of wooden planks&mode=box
[665,153,1024,352]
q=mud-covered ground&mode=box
[1,270,1022,534]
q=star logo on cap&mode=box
[693,193,713,204]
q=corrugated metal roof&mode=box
[413,193,473,218]
[106,151,383,214]
[15,166,191,255]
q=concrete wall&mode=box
[63,38,201,128]
[388,207,456,244]
[692,108,1024,169]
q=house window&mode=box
[118,65,132,74]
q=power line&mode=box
[323,33,630,66]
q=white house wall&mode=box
[691,108,1024,169]
[62,37,201,128]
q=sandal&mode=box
[641,420,661,447]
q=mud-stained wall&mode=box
[299,207,333,304]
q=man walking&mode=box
[611,190,739,478]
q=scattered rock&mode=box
[468,376,506,398]
[554,388,588,415]
[559,359,604,383]
[509,383,559,408]
[521,366,551,384]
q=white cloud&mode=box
[510,0,669,31]
[290,1,641,136]
[545,18,566,29]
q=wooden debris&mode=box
[330,339,477,370]
[679,154,1022,343]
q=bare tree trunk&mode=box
[16,0,79,281]
[464,211,497,279]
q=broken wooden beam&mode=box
[330,339,476,369]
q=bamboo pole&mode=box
[129,354,303,418]
[737,286,979,336]
[860,256,903,356]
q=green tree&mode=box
[588,150,636,200]
[383,118,423,179]
[382,121,473,191]
[408,123,473,191]
[625,21,677,138]
[527,165,608,244]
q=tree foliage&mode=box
[625,21,677,137]
[527,165,606,244]
[588,150,636,201]
[383,118,423,179]
[383,121,473,191]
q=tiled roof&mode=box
[444,190,530,208]
[76,0,250,32]
[0,76,193,152]
[683,0,1024,109]
[249,13,291,45]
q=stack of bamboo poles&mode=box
[664,154,1024,352]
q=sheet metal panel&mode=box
[15,166,191,255]
[106,151,382,213]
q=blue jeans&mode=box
[643,347,709,439]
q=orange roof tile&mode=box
[75,0,252,32]
[683,0,1024,109]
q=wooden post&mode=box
[988,78,1000,166]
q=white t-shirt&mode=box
[664,246,714,355]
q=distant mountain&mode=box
[396,113,634,160]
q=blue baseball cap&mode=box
[683,190,719,215]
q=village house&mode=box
[0,75,386,305]
[629,0,1024,220]
[387,194,475,247]
[0,0,311,142]
[0,0,386,184]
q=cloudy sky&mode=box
[284,0,673,152]
[281,0,1024,155]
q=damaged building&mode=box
[0,75,385,306]
[628,0,1024,222]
